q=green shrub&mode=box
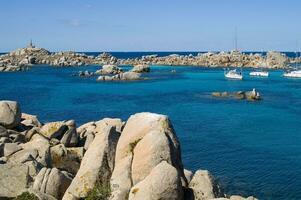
[85,183,111,200]
[14,192,38,200]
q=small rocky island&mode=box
[0,100,257,200]
[212,89,261,101]
[0,42,298,72]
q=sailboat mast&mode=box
[234,27,238,51]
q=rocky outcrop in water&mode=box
[0,43,293,74]
[130,64,150,73]
[212,89,261,101]
[119,51,289,69]
[0,44,119,70]
[97,71,142,81]
[0,100,257,200]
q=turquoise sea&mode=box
[0,64,301,200]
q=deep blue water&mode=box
[1,65,301,200]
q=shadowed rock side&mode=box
[0,100,257,200]
[1,44,298,72]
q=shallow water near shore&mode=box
[1,65,301,199]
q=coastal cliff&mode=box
[0,100,257,200]
[0,44,298,71]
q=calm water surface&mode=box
[0,65,301,200]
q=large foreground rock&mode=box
[0,101,21,128]
[110,112,186,200]
[128,161,183,200]
[63,121,121,200]
[0,163,30,198]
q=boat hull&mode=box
[250,72,269,77]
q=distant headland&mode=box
[0,41,300,72]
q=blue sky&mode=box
[0,0,300,52]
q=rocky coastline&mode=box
[0,100,257,200]
[1,44,299,72]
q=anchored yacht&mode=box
[250,71,269,77]
[283,70,301,78]
[225,69,243,80]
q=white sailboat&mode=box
[224,28,243,80]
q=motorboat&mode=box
[249,71,269,77]
[225,69,243,80]
[283,70,301,78]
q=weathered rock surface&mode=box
[189,170,223,200]
[130,64,150,73]
[39,121,67,139]
[96,64,123,75]
[110,112,186,200]
[21,113,42,128]
[3,142,22,156]
[18,133,51,167]
[33,167,73,199]
[0,100,21,128]
[50,144,84,175]
[0,163,30,198]
[97,71,142,81]
[63,122,120,199]
[128,161,183,200]
[110,155,133,200]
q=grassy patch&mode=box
[85,183,111,200]
[14,192,38,200]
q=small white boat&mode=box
[225,69,243,80]
[249,71,269,77]
[283,70,301,78]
